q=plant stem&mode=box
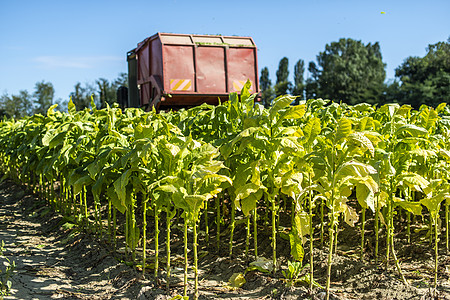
[183,217,188,297]
[446,204,449,253]
[434,217,438,289]
[229,200,235,257]
[83,186,88,230]
[308,173,314,295]
[113,208,117,253]
[205,199,209,245]
[390,227,407,285]
[320,197,324,248]
[271,196,277,275]
[245,215,250,258]
[142,198,147,277]
[215,195,220,250]
[406,211,411,244]
[375,195,379,265]
[131,197,137,268]
[154,209,159,279]
[253,208,258,258]
[108,200,112,243]
[325,210,335,300]
[166,208,172,291]
[360,208,366,260]
[193,219,199,300]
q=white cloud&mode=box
[34,55,122,69]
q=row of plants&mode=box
[0,82,449,299]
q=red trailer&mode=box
[125,32,260,110]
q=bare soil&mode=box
[1,179,450,300]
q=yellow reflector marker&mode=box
[170,79,192,91]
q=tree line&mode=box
[1,37,448,119]
[0,73,127,119]
[260,37,450,109]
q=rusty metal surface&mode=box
[132,32,259,108]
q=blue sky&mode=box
[0,0,449,103]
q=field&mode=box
[1,86,450,299]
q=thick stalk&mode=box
[334,218,339,254]
[229,200,236,257]
[245,215,250,258]
[320,197,325,248]
[406,211,411,244]
[271,196,277,274]
[434,217,438,289]
[386,192,391,270]
[215,195,220,250]
[429,215,433,247]
[264,193,269,229]
[154,209,159,279]
[131,198,137,267]
[183,217,188,297]
[142,198,147,277]
[325,209,335,300]
[107,200,112,243]
[83,186,88,229]
[389,187,407,284]
[390,227,407,284]
[166,208,171,291]
[375,195,379,265]
[253,208,258,258]
[125,211,129,259]
[291,199,295,226]
[360,208,366,260]
[193,219,199,300]
[204,199,209,245]
[446,204,449,253]
[113,208,117,252]
[308,173,314,295]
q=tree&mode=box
[292,59,305,104]
[97,78,116,109]
[274,57,292,97]
[97,73,128,109]
[305,62,319,100]
[114,72,128,87]
[382,80,402,106]
[260,67,275,107]
[311,38,386,105]
[393,38,450,108]
[0,91,32,119]
[70,82,95,111]
[33,81,54,115]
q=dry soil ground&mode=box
[1,179,450,299]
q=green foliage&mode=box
[0,240,15,297]
[282,260,310,287]
[1,83,450,298]
[392,38,450,108]
[292,59,305,101]
[275,57,292,97]
[33,81,55,115]
[313,38,386,105]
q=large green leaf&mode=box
[269,95,296,121]
[421,191,448,217]
[334,118,352,144]
[397,173,430,195]
[279,104,306,121]
[395,124,428,137]
[348,132,375,157]
[289,230,304,262]
[302,117,321,147]
[73,175,94,195]
[335,160,377,183]
[394,198,422,216]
